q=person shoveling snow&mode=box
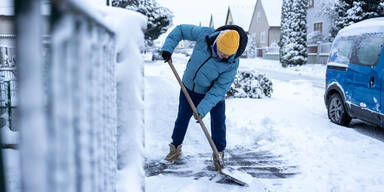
[160,24,249,186]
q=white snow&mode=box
[327,62,348,68]
[143,54,384,191]
[338,17,384,37]
[95,4,147,192]
[261,0,282,27]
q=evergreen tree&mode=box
[279,0,291,66]
[246,34,257,58]
[111,0,173,46]
[280,0,308,66]
[330,0,384,39]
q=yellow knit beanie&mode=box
[217,30,240,55]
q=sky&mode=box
[157,0,256,26]
[155,0,256,44]
[89,0,256,26]
[93,0,257,45]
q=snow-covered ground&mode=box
[144,54,384,192]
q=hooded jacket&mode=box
[161,24,248,117]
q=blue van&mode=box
[325,17,384,127]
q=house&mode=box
[307,0,335,44]
[306,0,335,64]
[248,0,282,52]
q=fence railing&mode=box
[16,1,118,191]
[0,71,17,131]
[0,43,18,151]
[307,42,332,55]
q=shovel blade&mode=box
[219,168,249,187]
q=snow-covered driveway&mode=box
[144,55,384,192]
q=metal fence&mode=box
[16,0,118,191]
[0,70,17,131]
[308,42,332,55]
[0,45,17,146]
[307,42,332,64]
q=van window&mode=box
[331,39,353,63]
[355,35,384,66]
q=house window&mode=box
[260,31,266,43]
[314,22,323,33]
[308,0,314,8]
[257,12,261,23]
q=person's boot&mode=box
[164,143,182,163]
[213,151,224,172]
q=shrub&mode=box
[226,70,273,99]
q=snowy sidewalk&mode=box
[144,55,384,192]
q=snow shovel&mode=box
[167,59,248,187]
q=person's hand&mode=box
[162,51,172,63]
[194,113,202,123]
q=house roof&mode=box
[260,0,282,27]
[0,0,14,16]
[228,2,255,31]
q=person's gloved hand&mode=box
[193,113,203,123]
[162,51,172,63]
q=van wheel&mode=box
[328,93,352,126]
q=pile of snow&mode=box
[227,70,273,99]
[93,5,147,192]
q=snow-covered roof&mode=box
[0,0,14,16]
[228,2,255,31]
[260,0,282,27]
[338,17,384,37]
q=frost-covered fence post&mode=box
[106,8,147,192]
[16,0,121,191]
[15,0,48,191]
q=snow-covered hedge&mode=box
[226,70,273,99]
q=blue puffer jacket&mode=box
[162,24,248,117]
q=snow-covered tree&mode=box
[246,34,257,58]
[112,0,173,46]
[226,70,273,99]
[279,0,290,65]
[330,0,384,40]
[280,0,308,66]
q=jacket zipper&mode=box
[192,56,212,92]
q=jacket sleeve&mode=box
[196,61,239,117]
[161,24,211,53]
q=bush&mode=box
[226,70,273,99]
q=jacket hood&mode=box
[206,25,248,59]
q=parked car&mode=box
[324,17,384,127]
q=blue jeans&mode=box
[172,88,226,151]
